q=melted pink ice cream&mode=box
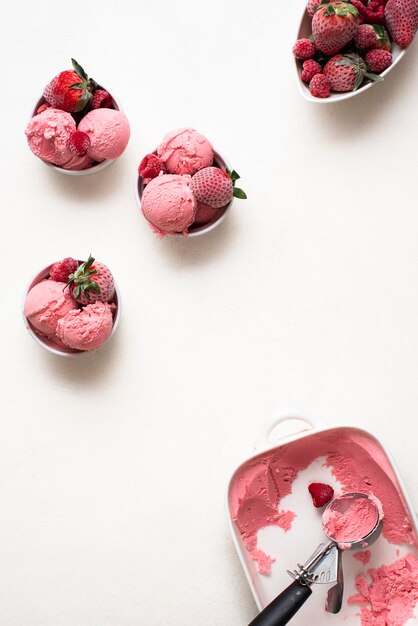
[56,301,114,351]
[353,550,372,565]
[157,128,214,175]
[78,109,130,161]
[24,280,78,337]
[25,108,92,170]
[348,554,418,625]
[229,428,416,575]
[141,174,197,237]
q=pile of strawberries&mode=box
[36,59,114,157]
[293,0,418,98]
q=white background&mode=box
[1,1,418,624]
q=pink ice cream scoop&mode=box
[157,128,214,175]
[141,174,197,237]
[56,301,114,351]
[78,109,130,161]
[25,108,91,169]
[24,280,78,337]
[323,493,381,545]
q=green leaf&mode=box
[68,83,85,89]
[353,72,364,90]
[74,91,92,112]
[233,187,247,199]
[365,72,384,82]
[84,255,95,271]
[324,4,336,14]
[345,3,359,16]
[71,58,88,82]
[230,170,240,183]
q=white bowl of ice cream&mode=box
[25,59,130,175]
[135,128,247,238]
[23,256,121,356]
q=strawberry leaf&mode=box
[230,170,241,183]
[233,187,247,199]
[365,72,384,82]
[72,58,89,82]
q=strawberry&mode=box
[190,167,246,209]
[43,59,97,113]
[66,255,115,305]
[355,23,391,48]
[307,0,321,17]
[312,1,360,55]
[67,131,91,157]
[324,52,383,90]
[293,38,316,60]
[91,89,112,109]
[138,154,166,180]
[50,258,79,283]
[308,483,335,508]
[301,59,323,82]
[365,48,393,70]
[309,73,331,96]
[385,0,418,46]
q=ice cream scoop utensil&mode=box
[248,492,382,626]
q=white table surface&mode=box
[2,1,418,624]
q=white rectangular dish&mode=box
[227,412,418,624]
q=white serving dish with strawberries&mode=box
[295,9,406,102]
[227,411,418,624]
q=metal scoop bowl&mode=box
[248,492,383,626]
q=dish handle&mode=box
[255,411,327,451]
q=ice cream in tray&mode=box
[227,414,418,625]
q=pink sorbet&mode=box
[141,174,197,237]
[25,108,92,170]
[56,301,114,351]
[78,108,130,161]
[157,128,214,175]
[24,280,78,337]
[322,495,380,544]
[348,554,418,625]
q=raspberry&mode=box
[50,258,79,283]
[293,38,316,60]
[309,73,331,98]
[91,89,112,109]
[365,48,393,71]
[364,1,386,24]
[36,103,52,114]
[308,483,335,508]
[350,0,367,21]
[67,131,91,157]
[301,59,322,82]
[138,154,166,180]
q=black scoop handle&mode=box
[248,580,312,626]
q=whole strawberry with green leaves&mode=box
[355,23,392,49]
[312,1,360,55]
[324,52,383,91]
[190,167,247,209]
[66,255,115,305]
[43,59,97,113]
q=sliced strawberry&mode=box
[308,482,335,507]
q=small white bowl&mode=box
[135,151,233,238]
[295,11,407,103]
[22,261,121,357]
[29,85,122,175]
